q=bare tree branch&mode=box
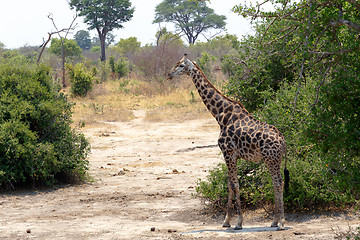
[37,33,52,64]
[264,25,299,45]
[330,19,360,31]
[38,13,78,87]
[37,14,78,65]
[309,49,352,55]
[200,30,223,42]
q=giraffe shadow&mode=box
[182,226,292,234]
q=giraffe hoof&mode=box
[270,223,278,228]
[222,223,231,228]
[234,226,243,230]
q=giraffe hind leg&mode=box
[221,149,243,230]
[267,160,285,230]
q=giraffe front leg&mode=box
[222,180,233,228]
[223,169,243,230]
[221,149,243,230]
[233,181,243,230]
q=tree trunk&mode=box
[100,34,106,62]
[61,39,66,87]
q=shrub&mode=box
[67,63,94,97]
[0,55,90,188]
[196,159,272,211]
[109,56,129,79]
[115,57,129,78]
[133,41,184,81]
[196,147,355,211]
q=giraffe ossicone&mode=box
[168,54,289,231]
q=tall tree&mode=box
[74,30,91,50]
[153,0,226,44]
[91,33,116,47]
[69,0,134,61]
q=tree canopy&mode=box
[69,0,134,61]
[115,37,141,59]
[74,30,91,50]
[153,0,226,44]
[231,0,360,159]
[49,38,82,59]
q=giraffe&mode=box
[168,54,289,231]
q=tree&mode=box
[189,34,239,59]
[232,0,360,156]
[115,37,141,59]
[49,38,82,59]
[91,33,116,48]
[220,0,360,196]
[69,0,134,61]
[153,0,226,44]
[155,27,183,47]
[38,13,77,87]
[133,28,184,80]
[74,30,91,50]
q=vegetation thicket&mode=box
[0,54,90,188]
[195,0,360,211]
[0,0,358,218]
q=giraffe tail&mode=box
[283,144,290,196]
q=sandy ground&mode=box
[0,110,358,240]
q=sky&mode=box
[0,0,253,49]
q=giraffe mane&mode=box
[191,60,247,110]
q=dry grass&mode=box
[70,76,215,127]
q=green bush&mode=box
[109,56,129,79]
[196,160,272,211]
[67,63,94,97]
[0,55,90,188]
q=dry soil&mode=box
[0,110,358,240]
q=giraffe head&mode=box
[167,54,195,79]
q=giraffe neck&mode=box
[188,64,247,126]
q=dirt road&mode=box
[0,110,358,239]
